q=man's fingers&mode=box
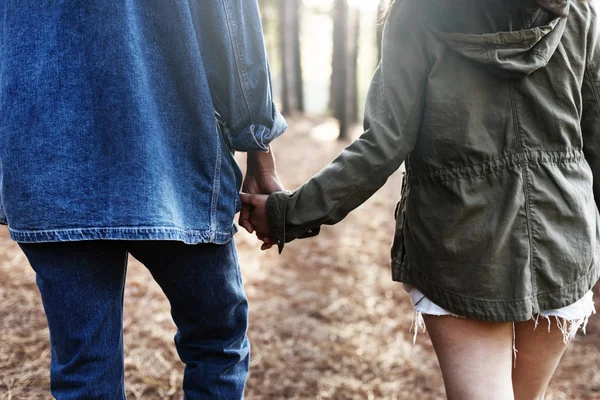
[240,193,257,207]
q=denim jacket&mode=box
[267,0,600,322]
[0,0,286,243]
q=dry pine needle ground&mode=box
[1,116,600,399]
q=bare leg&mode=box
[423,315,514,400]
[512,318,569,400]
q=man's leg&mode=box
[129,240,250,400]
[19,241,129,400]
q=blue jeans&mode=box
[19,240,250,399]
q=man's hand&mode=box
[239,145,283,250]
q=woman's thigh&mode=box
[423,315,515,400]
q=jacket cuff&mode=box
[225,107,288,152]
[266,190,292,253]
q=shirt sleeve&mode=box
[195,0,287,152]
[266,0,431,252]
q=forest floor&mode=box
[1,116,600,399]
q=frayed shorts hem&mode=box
[404,284,596,346]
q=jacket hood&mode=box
[434,1,570,79]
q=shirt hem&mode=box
[8,225,238,245]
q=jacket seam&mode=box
[485,37,493,64]
[408,150,584,186]
[209,125,223,242]
[212,97,231,123]
[408,149,582,175]
[9,226,237,246]
[525,162,539,310]
[585,66,600,116]
[446,42,539,50]
[9,226,235,235]
[221,0,253,119]
[509,84,538,311]
[531,50,549,61]
[411,162,511,185]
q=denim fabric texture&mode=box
[0,0,286,243]
[19,239,250,400]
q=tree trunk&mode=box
[349,9,360,124]
[279,0,304,114]
[331,0,359,140]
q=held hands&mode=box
[238,146,281,251]
[239,193,273,251]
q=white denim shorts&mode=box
[404,284,596,346]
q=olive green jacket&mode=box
[266,0,600,322]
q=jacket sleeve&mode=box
[266,0,431,252]
[582,3,600,208]
[195,0,286,152]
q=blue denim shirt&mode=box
[0,0,286,244]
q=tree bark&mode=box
[279,0,304,114]
[331,0,348,138]
[349,9,360,124]
[331,0,359,140]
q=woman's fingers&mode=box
[261,242,274,251]
[240,192,273,245]
[257,233,276,244]
[239,204,254,234]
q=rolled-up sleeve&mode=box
[195,0,286,152]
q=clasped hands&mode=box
[238,148,281,251]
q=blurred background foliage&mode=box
[259,0,390,139]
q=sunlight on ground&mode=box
[309,118,364,141]
[310,119,341,141]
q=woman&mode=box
[242,0,599,398]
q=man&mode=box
[0,1,284,398]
